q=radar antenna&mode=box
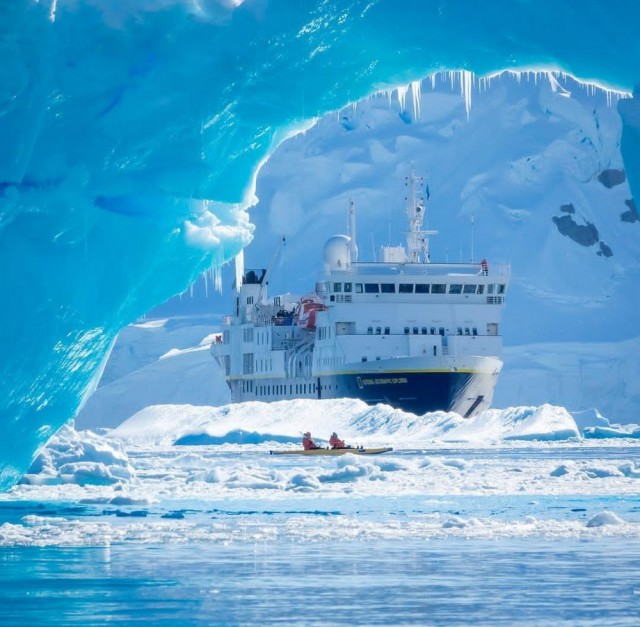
[405,165,438,263]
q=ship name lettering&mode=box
[360,377,408,385]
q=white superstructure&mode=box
[212,173,509,417]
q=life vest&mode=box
[302,435,318,450]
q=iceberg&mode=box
[1,0,639,489]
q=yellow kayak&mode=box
[269,447,393,456]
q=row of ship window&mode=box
[240,381,339,396]
[367,326,478,336]
[326,282,505,295]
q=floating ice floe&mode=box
[21,423,135,486]
[586,511,625,528]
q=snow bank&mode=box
[583,425,640,439]
[111,400,608,449]
[503,405,580,441]
[21,424,135,486]
[497,339,640,425]
[76,343,230,430]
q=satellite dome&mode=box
[323,235,351,270]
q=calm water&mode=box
[1,538,639,626]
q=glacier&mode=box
[1,0,639,490]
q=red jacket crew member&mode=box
[302,432,319,450]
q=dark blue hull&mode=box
[317,370,497,417]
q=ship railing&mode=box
[329,261,510,277]
[272,315,294,326]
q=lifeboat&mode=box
[295,295,327,331]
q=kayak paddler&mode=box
[302,432,319,450]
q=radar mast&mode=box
[405,165,437,263]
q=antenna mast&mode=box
[347,199,358,264]
[470,214,475,262]
[405,165,437,263]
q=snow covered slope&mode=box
[75,317,229,430]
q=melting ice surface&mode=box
[2,401,640,623]
[2,0,640,489]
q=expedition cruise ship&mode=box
[211,173,509,417]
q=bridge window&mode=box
[488,284,495,294]
[432,284,446,294]
[497,284,506,294]
[413,327,419,335]
[367,327,373,335]
[376,327,382,335]
[473,328,478,336]
[439,327,445,336]
[449,284,463,294]
[333,282,342,292]
[399,283,413,293]
[463,284,477,294]
[415,284,430,294]
[344,282,352,293]
[355,283,363,293]
[465,328,471,335]
[477,284,485,294]
[430,327,436,335]
[384,327,390,335]
[421,327,427,335]
[364,283,380,293]
[404,327,410,334]
[381,283,395,293]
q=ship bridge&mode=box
[315,261,510,306]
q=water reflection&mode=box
[1,539,639,625]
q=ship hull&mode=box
[226,355,502,417]
[319,369,498,417]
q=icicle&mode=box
[396,84,409,111]
[460,70,473,120]
[212,264,223,294]
[410,80,422,119]
[234,249,244,293]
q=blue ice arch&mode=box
[1,0,639,489]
